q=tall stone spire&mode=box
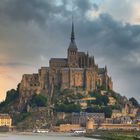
[68,15,78,68]
[71,16,75,42]
[68,16,77,49]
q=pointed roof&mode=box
[68,17,77,50]
[71,18,75,42]
[92,55,95,64]
[105,65,107,72]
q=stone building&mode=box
[111,110,123,118]
[19,20,113,104]
[71,112,105,126]
[0,114,12,127]
[59,124,81,132]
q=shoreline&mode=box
[85,130,140,140]
[0,131,78,137]
[0,130,140,140]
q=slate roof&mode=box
[50,58,67,62]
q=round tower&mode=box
[86,118,95,130]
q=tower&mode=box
[67,18,78,68]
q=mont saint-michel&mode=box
[0,19,139,134]
[19,21,113,107]
[0,16,140,140]
[1,0,140,140]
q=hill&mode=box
[0,84,139,129]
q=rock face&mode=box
[19,21,113,107]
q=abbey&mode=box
[19,21,113,99]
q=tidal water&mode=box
[0,133,101,140]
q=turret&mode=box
[92,56,95,67]
[105,65,107,73]
[86,51,89,67]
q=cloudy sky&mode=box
[0,0,140,102]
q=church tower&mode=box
[67,19,78,68]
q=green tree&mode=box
[30,94,47,107]
[89,92,109,106]
[89,91,100,97]
[56,103,81,113]
[85,106,112,118]
[5,89,19,103]
[85,106,101,113]
[0,88,19,108]
[13,112,31,125]
[101,106,112,118]
[100,95,109,106]
[129,97,139,107]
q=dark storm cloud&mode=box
[72,13,140,60]
[75,0,99,12]
[0,0,140,101]
[0,0,65,25]
[0,0,98,25]
[45,4,140,100]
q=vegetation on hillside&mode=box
[54,89,83,113]
[55,103,81,113]
[29,94,48,107]
[89,91,109,106]
[129,97,139,107]
[13,112,31,125]
[85,106,112,118]
[0,83,139,128]
[0,84,20,111]
[53,87,140,118]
